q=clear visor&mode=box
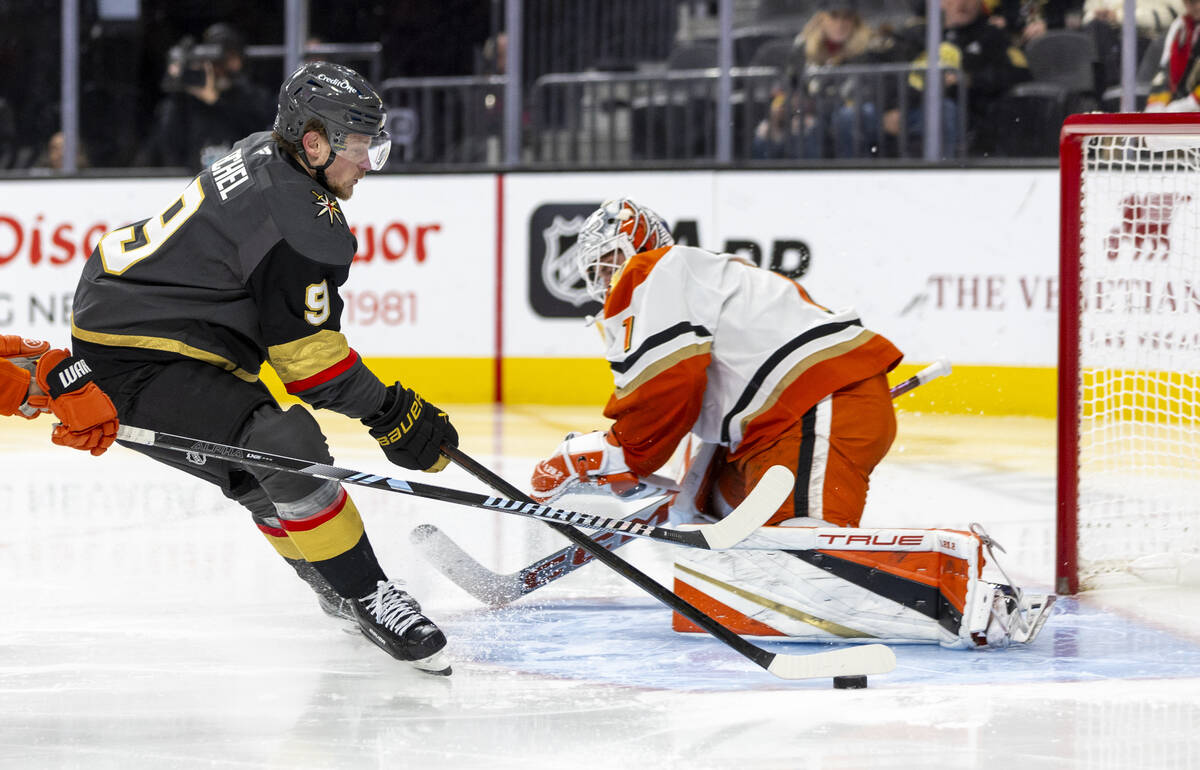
[335,132,392,171]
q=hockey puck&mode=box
[832,675,868,689]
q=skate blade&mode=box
[410,650,453,676]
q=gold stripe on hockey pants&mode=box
[277,487,367,562]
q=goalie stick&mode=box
[889,358,952,399]
[440,444,896,681]
[414,358,956,605]
[411,499,671,606]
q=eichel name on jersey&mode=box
[72,131,386,419]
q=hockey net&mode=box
[1057,114,1200,593]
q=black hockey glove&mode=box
[363,383,458,472]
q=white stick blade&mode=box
[766,643,896,680]
[702,465,794,549]
[411,524,522,606]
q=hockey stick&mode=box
[113,424,785,551]
[414,358,956,605]
[889,358,952,399]
[440,444,896,680]
[411,499,671,606]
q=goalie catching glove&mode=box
[363,383,458,472]
[530,430,642,502]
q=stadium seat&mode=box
[989,81,1070,158]
[1100,32,1166,112]
[1024,30,1099,98]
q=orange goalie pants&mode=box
[715,373,896,527]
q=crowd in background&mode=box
[0,0,491,172]
[0,0,1194,171]
[750,0,1191,159]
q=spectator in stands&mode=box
[751,90,804,159]
[32,131,89,172]
[1084,0,1180,33]
[986,0,1084,45]
[786,0,882,158]
[137,23,274,171]
[1086,0,1180,98]
[883,0,1031,157]
[1145,0,1200,111]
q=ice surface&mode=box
[2,410,1198,769]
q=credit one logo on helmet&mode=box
[316,74,356,93]
[528,203,813,319]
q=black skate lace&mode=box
[366,580,423,636]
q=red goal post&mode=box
[1057,113,1200,594]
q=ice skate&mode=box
[353,579,452,676]
[288,558,360,632]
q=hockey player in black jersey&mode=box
[71,61,457,675]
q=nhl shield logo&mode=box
[528,203,602,318]
[541,215,591,307]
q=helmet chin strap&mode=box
[298,145,338,192]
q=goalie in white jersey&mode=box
[530,198,1055,650]
[531,197,903,528]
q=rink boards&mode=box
[0,169,1060,413]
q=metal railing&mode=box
[380,75,507,165]
[529,67,780,165]
[377,64,968,167]
[244,42,385,84]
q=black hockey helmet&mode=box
[274,60,390,170]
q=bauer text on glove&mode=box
[363,383,458,472]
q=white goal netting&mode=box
[1074,133,1200,588]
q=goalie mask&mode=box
[576,198,674,302]
[275,60,391,172]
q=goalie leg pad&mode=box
[673,527,1054,649]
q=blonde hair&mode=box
[799,11,872,65]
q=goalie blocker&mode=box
[672,524,1055,649]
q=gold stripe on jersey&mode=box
[267,329,351,385]
[613,341,711,399]
[735,331,880,437]
[70,320,258,382]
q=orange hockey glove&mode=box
[34,349,119,456]
[529,430,639,502]
[0,335,52,418]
